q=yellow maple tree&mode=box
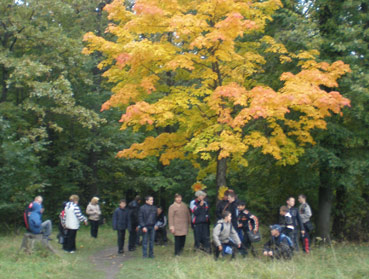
[83,0,350,193]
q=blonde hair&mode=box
[69,194,79,202]
[91,197,99,204]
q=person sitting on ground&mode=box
[113,199,131,254]
[28,196,52,240]
[237,201,259,256]
[154,206,168,245]
[86,197,102,238]
[279,205,294,240]
[263,224,294,260]
[212,211,241,260]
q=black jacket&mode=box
[289,207,304,231]
[112,207,131,231]
[215,200,229,220]
[128,200,140,227]
[138,204,157,228]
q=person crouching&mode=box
[263,224,294,260]
[212,211,241,260]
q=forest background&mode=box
[0,0,368,242]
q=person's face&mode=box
[146,197,154,205]
[287,197,295,207]
[157,208,163,215]
[228,195,235,203]
[280,210,286,216]
[298,196,305,204]
[238,205,245,211]
[175,196,182,203]
[120,202,126,209]
[198,195,205,201]
[271,229,279,237]
[225,214,232,223]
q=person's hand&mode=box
[268,251,273,256]
[237,243,241,248]
[40,208,45,214]
[200,200,204,206]
[136,226,139,232]
[84,220,88,226]
[238,224,242,228]
[154,226,158,231]
[254,230,257,234]
[170,227,175,234]
[263,251,268,256]
[142,227,147,233]
[218,245,222,251]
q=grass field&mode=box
[1,226,368,279]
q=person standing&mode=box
[226,192,239,231]
[154,206,168,245]
[63,195,88,253]
[279,205,294,240]
[286,197,305,251]
[128,195,141,251]
[237,201,259,256]
[190,190,210,252]
[215,189,234,220]
[298,194,313,253]
[139,196,158,258]
[28,196,52,240]
[86,197,102,238]
[168,194,191,256]
[113,199,131,254]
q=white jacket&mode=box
[65,202,87,230]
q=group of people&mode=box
[25,190,312,260]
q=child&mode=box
[237,201,259,256]
[279,205,294,240]
[263,224,294,260]
[155,206,168,245]
[112,199,131,254]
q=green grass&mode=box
[1,227,368,279]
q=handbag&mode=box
[247,230,261,242]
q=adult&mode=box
[298,194,313,253]
[63,195,88,253]
[286,197,305,251]
[263,224,294,260]
[226,192,239,230]
[113,199,131,254]
[213,211,241,260]
[190,190,210,252]
[215,189,234,220]
[28,196,52,240]
[128,195,141,251]
[138,196,158,258]
[168,193,191,256]
[86,197,102,238]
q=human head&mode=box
[298,194,306,204]
[222,211,232,223]
[157,206,163,215]
[286,197,295,208]
[91,197,99,205]
[69,194,79,204]
[237,200,246,211]
[135,195,141,204]
[195,190,206,201]
[145,196,154,205]
[270,224,281,237]
[228,192,236,203]
[174,193,182,204]
[119,199,126,209]
[280,205,289,216]
[34,196,43,203]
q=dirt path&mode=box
[90,247,133,279]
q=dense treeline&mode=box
[0,0,368,242]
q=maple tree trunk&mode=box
[216,157,227,193]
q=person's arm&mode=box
[263,239,272,252]
[296,210,305,232]
[86,204,94,215]
[168,205,174,233]
[249,214,259,232]
[127,210,132,231]
[138,207,145,228]
[212,223,222,247]
[230,225,241,247]
[112,209,117,230]
[74,205,87,223]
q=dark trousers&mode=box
[142,226,155,257]
[90,220,99,238]
[129,228,137,250]
[155,227,168,244]
[174,235,186,255]
[302,221,312,253]
[292,230,299,251]
[193,223,210,249]
[63,229,77,252]
[117,229,126,252]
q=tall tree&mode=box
[84,0,350,196]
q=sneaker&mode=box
[69,251,75,254]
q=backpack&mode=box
[214,222,225,233]
[23,202,33,231]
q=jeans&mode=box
[174,235,186,255]
[117,229,126,253]
[41,220,52,238]
[142,226,155,257]
[90,220,99,238]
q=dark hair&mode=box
[299,194,306,199]
[145,196,153,201]
[222,210,231,219]
[135,195,141,202]
[174,193,182,198]
[120,199,126,204]
[228,192,236,199]
[280,205,289,212]
[287,196,295,201]
[238,200,246,207]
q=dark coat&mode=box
[138,204,157,228]
[112,207,131,231]
[128,200,140,227]
[215,200,229,220]
[289,207,304,231]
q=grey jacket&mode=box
[299,203,312,224]
[213,219,241,247]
